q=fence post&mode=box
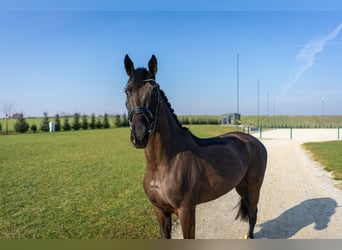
[338,127,340,140]
[259,126,262,139]
[290,127,292,140]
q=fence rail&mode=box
[247,127,341,142]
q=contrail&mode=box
[276,22,342,102]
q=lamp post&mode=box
[237,53,239,114]
[321,97,325,127]
[257,78,260,128]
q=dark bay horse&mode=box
[123,54,267,239]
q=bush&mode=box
[89,113,96,129]
[95,118,102,129]
[63,117,71,131]
[0,122,2,131]
[121,114,129,127]
[103,113,110,129]
[31,124,37,133]
[81,114,89,130]
[40,112,49,132]
[114,114,121,127]
[55,114,61,131]
[72,113,81,130]
[14,113,29,133]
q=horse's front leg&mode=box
[178,206,196,239]
[153,206,172,239]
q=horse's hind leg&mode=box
[235,179,261,239]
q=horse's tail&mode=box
[235,198,249,221]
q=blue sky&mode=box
[1,1,342,117]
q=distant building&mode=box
[222,113,241,125]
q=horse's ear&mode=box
[124,54,134,76]
[148,55,158,75]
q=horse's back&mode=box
[220,131,267,174]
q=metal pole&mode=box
[321,97,325,127]
[338,127,340,140]
[257,78,260,129]
[260,126,262,139]
[290,127,292,140]
[237,53,239,114]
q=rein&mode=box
[128,79,161,134]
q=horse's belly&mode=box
[198,172,245,204]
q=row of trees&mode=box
[1,113,225,134]
[10,112,131,134]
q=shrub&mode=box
[81,114,89,130]
[55,114,61,131]
[31,124,37,133]
[63,117,71,131]
[121,114,129,127]
[103,113,110,129]
[72,113,81,131]
[40,112,49,132]
[95,118,102,129]
[14,113,29,133]
[89,113,96,129]
[114,114,121,127]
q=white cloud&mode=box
[277,22,342,102]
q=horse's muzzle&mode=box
[130,117,149,148]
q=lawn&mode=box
[303,141,342,181]
[0,125,235,239]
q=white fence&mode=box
[251,128,341,142]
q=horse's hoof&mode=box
[243,232,249,239]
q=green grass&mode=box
[303,141,342,181]
[0,125,236,239]
[242,115,342,128]
[0,129,158,239]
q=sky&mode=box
[1,1,342,117]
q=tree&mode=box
[2,101,14,135]
[95,118,102,129]
[72,113,81,130]
[89,113,96,129]
[81,114,89,130]
[40,112,49,132]
[63,117,71,131]
[14,113,29,133]
[31,124,37,133]
[114,114,121,127]
[103,113,110,128]
[121,114,129,127]
[55,114,61,131]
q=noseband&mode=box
[128,79,161,134]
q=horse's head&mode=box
[124,54,160,148]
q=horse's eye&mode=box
[152,88,158,96]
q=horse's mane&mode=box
[158,87,188,132]
[158,86,228,146]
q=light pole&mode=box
[237,53,239,114]
[257,78,260,128]
[321,97,325,127]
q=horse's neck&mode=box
[144,102,187,166]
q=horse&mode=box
[123,54,267,239]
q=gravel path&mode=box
[171,129,342,239]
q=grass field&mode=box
[0,125,236,239]
[303,141,342,181]
[241,115,342,128]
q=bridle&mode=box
[127,79,161,134]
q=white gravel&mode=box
[171,129,342,239]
